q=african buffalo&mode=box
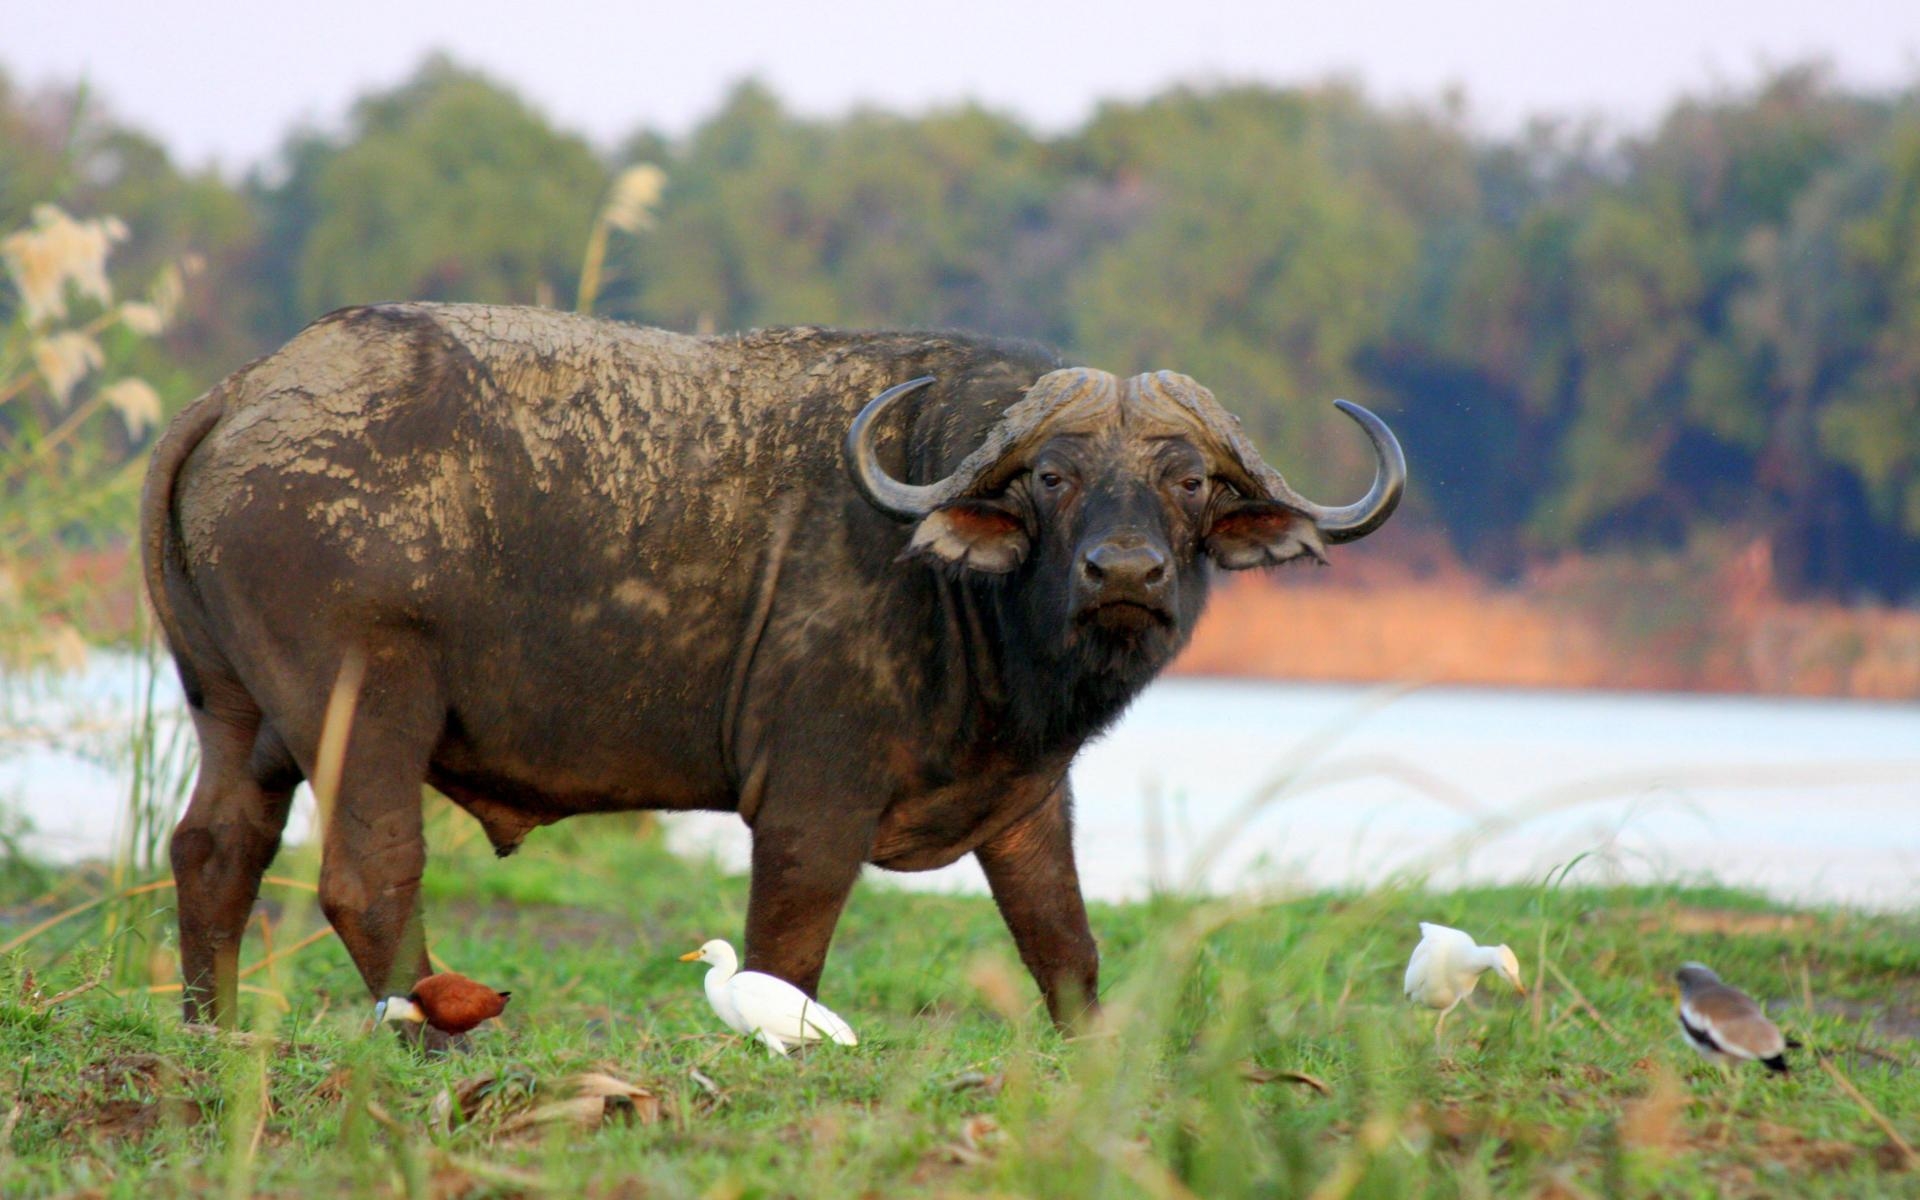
[141,303,1403,1030]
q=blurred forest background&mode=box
[5,55,1920,696]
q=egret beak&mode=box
[678,949,703,962]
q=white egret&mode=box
[680,939,858,1055]
[1403,922,1526,1041]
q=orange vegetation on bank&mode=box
[1174,536,1920,701]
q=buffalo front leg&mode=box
[975,782,1100,1031]
[319,797,431,1005]
[172,705,296,1027]
[741,806,879,998]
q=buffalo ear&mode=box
[905,500,1031,574]
[1204,500,1327,569]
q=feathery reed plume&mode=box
[576,163,666,315]
[0,205,127,327]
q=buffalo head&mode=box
[845,366,1404,737]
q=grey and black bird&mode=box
[1674,963,1797,1073]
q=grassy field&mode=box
[0,801,1916,1198]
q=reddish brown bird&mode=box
[376,972,511,1035]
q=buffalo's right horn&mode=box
[1284,400,1406,543]
[1178,382,1404,544]
[844,376,948,520]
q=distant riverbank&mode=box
[1174,539,1920,701]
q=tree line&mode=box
[5,54,1918,602]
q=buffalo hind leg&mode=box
[975,782,1100,1032]
[172,701,297,1026]
[312,645,442,1029]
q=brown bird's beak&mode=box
[678,949,703,962]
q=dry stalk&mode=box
[238,927,335,979]
[0,878,172,954]
[309,650,366,832]
[1104,1136,1203,1200]
[1305,1113,1397,1200]
[1818,1054,1918,1169]
[32,970,108,1012]
[151,983,290,1011]
[1545,960,1625,1044]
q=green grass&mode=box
[0,806,1916,1198]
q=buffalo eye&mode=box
[1037,470,1066,491]
[1178,476,1205,496]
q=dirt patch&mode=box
[1633,909,1819,937]
[1739,1120,1870,1173]
[77,1052,181,1092]
[1814,997,1920,1047]
[84,1095,204,1142]
[51,1052,208,1144]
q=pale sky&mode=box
[7,0,1920,175]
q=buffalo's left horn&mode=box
[845,375,949,520]
[1283,400,1406,543]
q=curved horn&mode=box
[1294,400,1406,543]
[844,376,946,520]
[1134,373,1403,545]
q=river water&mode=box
[4,658,1917,910]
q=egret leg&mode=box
[1435,997,1462,1045]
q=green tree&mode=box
[270,56,605,323]
[0,71,257,399]
[1532,193,1705,547]
[1818,115,1920,592]
[619,82,1066,340]
[1065,88,1419,493]
[1619,68,1892,589]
